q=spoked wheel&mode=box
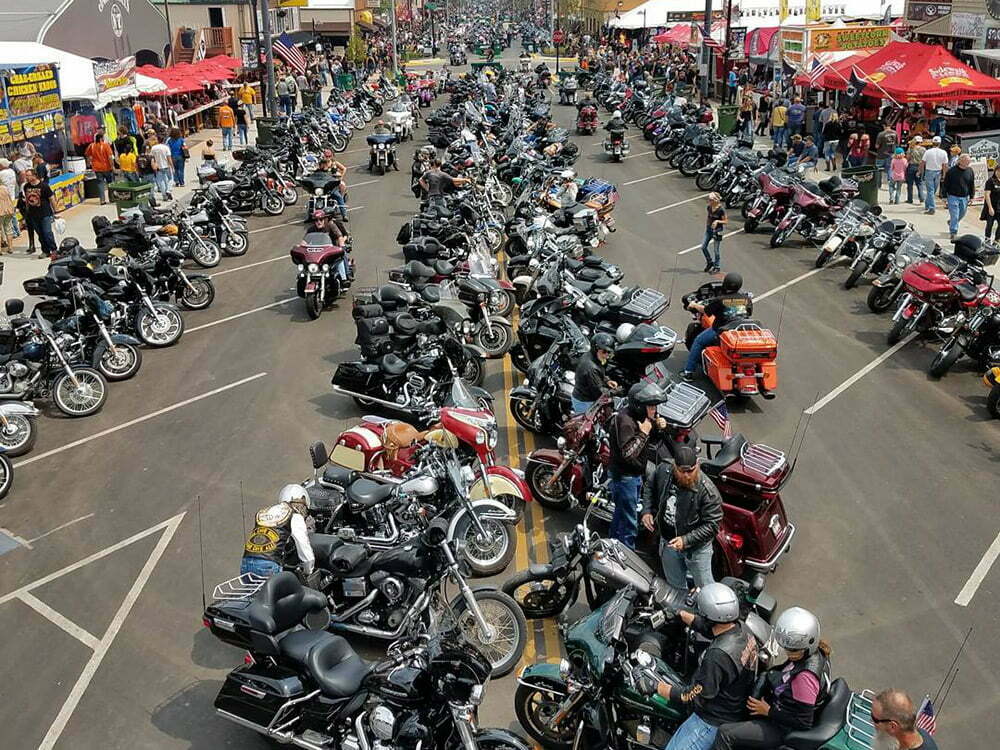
[53,368,108,417]
[281,186,298,205]
[510,397,541,432]
[451,589,526,678]
[0,414,37,456]
[484,226,504,253]
[476,321,512,357]
[96,342,143,381]
[502,569,575,619]
[0,454,13,499]
[137,305,185,347]
[461,357,485,387]
[225,231,249,256]
[179,277,216,310]
[456,512,515,576]
[489,290,516,318]
[695,170,717,191]
[887,316,916,346]
[190,239,222,268]
[514,679,578,750]
[525,462,572,510]
[679,154,701,177]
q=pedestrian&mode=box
[31,153,49,182]
[920,136,949,215]
[905,136,926,204]
[848,133,870,167]
[148,137,173,198]
[607,382,666,549]
[296,71,309,109]
[874,122,898,188]
[166,127,187,188]
[0,158,17,202]
[756,95,772,136]
[18,169,57,256]
[797,135,819,172]
[889,148,907,204]
[117,145,139,183]
[640,445,721,594]
[700,192,727,274]
[137,143,156,187]
[237,81,257,122]
[202,139,218,167]
[217,100,236,151]
[234,99,250,145]
[943,153,975,240]
[85,133,115,204]
[738,95,754,138]
[786,96,805,139]
[726,68,738,105]
[787,134,804,164]
[869,690,939,750]
[821,113,842,171]
[0,182,18,253]
[770,99,788,148]
[816,101,835,152]
[982,163,1000,242]
[276,75,292,116]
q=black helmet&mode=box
[722,272,743,293]
[594,332,616,353]
[628,381,666,413]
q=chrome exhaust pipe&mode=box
[331,385,411,412]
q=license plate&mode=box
[769,515,783,535]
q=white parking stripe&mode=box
[647,193,707,215]
[248,204,364,234]
[803,333,917,415]
[187,299,296,332]
[210,255,285,277]
[677,229,743,254]
[19,592,101,650]
[13,373,268,469]
[955,530,1000,606]
[622,149,655,160]
[623,170,678,186]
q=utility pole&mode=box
[248,0,263,114]
[723,0,732,105]
[701,0,713,101]
[259,0,277,117]
[390,0,399,75]
[555,0,560,74]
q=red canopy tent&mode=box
[653,24,695,47]
[821,41,1000,103]
[793,51,873,88]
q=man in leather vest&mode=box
[637,583,757,750]
[571,332,618,414]
[240,484,317,580]
[712,607,831,749]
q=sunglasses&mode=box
[869,713,894,725]
[675,465,697,473]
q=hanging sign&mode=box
[810,25,892,53]
[0,64,64,143]
[94,56,136,96]
[729,27,748,61]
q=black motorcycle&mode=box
[146,247,216,311]
[508,334,587,434]
[929,307,1000,377]
[204,572,531,749]
[187,184,250,256]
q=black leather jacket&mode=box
[640,462,723,550]
[606,117,626,136]
[572,350,608,401]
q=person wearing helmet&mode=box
[571,333,619,414]
[640,444,723,595]
[606,109,627,139]
[712,607,832,750]
[550,169,579,209]
[240,484,317,580]
[607,381,667,547]
[682,271,752,382]
[637,583,758,750]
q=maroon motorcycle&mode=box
[742,168,797,234]
[769,176,858,248]
[290,226,354,320]
[576,104,599,135]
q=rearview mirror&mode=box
[5,299,24,316]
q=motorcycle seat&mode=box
[378,284,416,308]
[242,572,328,635]
[306,634,372,698]
[322,465,357,487]
[404,260,437,280]
[394,313,419,336]
[433,260,455,276]
[780,679,851,750]
[700,434,748,478]
[278,629,331,665]
[380,353,410,375]
[954,280,981,302]
[346,478,395,509]
[305,484,340,509]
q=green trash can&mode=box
[108,182,152,216]
[334,73,356,91]
[716,105,739,136]
[842,165,880,206]
[255,117,284,147]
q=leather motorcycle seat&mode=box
[780,679,851,750]
[346,478,395,508]
[700,434,748,478]
[305,485,340,509]
[433,260,455,276]
[322,465,356,487]
[404,260,437,279]
[279,628,331,665]
[394,313,419,337]
[954,280,980,302]
[419,285,441,303]
[306,636,372,698]
[378,284,415,308]
[242,572,328,635]
[309,533,347,567]
[379,353,409,375]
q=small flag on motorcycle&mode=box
[916,696,937,735]
[709,403,733,439]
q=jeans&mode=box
[238,124,249,145]
[711,719,787,750]
[701,229,721,268]
[571,396,595,414]
[924,172,941,211]
[772,126,787,148]
[123,171,139,183]
[329,189,347,218]
[905,164,924,203]
[240,555,282,577]
[609,473,642,549]
[666,712,719,750]
[846,154,864,168]
[31,214,56,254]
[222,127,233,150]
[95,171,114,203]
[172,158,186,187]
[947,195,969,234]
[823,141,837,163]
[889,179,903,204]
[152,169,171,196]
[280,94,293,116]
[661,539,715,594]
[787,122,803,139]
[685,327,719,374]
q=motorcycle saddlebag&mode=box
[332,362,381,391]
[215,662,305,729]
[355,317,390,345]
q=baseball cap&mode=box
[913,136,923,143]
[894,147,905,154]
[674,446,698,469]
[932,136,942,144]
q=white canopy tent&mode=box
[609,0,723,30]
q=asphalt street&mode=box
[0,46,997,748]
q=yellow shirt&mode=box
[118,152,137,172]
[238,85,256,104]
[771,105,788,127]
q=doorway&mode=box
[208,7,224,27]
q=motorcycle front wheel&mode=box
[178,277,216,310]
[455,510,515,576]
[95,342,143,381]
[461,357,485,388]
[0,454,12,500]
[887,316,916,347]
[136,305,185,347]
[844,259,869,290]
[525,462,572,510]
[262,193,284,216]
[743,217,759,234]
[281,185,298,205]
[502,569,576,618]
[190,239,222,268]
[679,154,701,177]
[305,292,323,320]
[814,248,833,269]
[514,679,578,750]
[695,170,717,191]
[867,284,897,313]
[0,413,37,456]
[53,367,108,417]
[451,589,526,677]
[510,397,542,433]
[476,321,513,357]
[224,230,249,256]
[929,342,962,378]
[769,226,790,248]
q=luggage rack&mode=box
[740,442,787,477]
[212,572,268,601]
[657,380,713,429]
[844,689,876,750]
[623,287,669,320]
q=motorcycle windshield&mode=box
[451,378,479,409]
[896,234,937,263]
[467,247,497,277]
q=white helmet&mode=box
[278,483,310,510]
[696,583,740,623]
[773,607,821,654]
[615,322,635,343]
[560,169,575,180]
[613,109,622,119]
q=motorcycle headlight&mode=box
[490,290,502,303]
[308,263,320,273]
[463,320,472,333]
[895,256,908,269]
[559,658,571,680]
[369,706,395,741]
[314,188,323,196]
[297,264,305,271]
[322,264,330,272]
[487,424,498,448]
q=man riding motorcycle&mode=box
[712,607,832,750]
[637,583,758,750]
[606,109,627,140]
[572,332,618,414]
[682,272,752,382]
[368,119,398,172]
[239,484,317,581]
[310,209,351,283]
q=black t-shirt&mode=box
[422,169,455,197]
[944,165,975,198]
[21,182,53,219]
[985,176,1000,208]
[682,618,756,726]
[705,292,751,329]
[706,205,726,229]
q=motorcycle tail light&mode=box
[725,533,744,550]
[202,617,212,628]
[244,652,256,666]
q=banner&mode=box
[806,0,822,22]
[781,28,805,65]
[779,0,789,23]
[810,25,892,53]
[906,2,951,21]
[93,56,136,96]
[729,27,747,61]
[949,12,985,38]
[0,65,64,143]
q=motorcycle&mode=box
[769,178,857,248]
[204,572,531,749]
[929,306,1000,377]
[368,133,399,175]
[291,231,354,320]
[813,199,877,269]
[742,167,798,234]
[866,233,939,314]
[0,401,40,456]
[508,333,589,434]
[843,217,910,290]
[576,105,598,135]
[558,75,578,106]
[603,132,629,162]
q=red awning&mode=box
[652,24,694,47]
[822,41,1000,103]
[794,51,873,88]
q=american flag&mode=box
[700,24,723,50]
[273,32,307,76]
[709,402,733,438]
[915,696,937,735]
[807,59,827,89]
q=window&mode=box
[208,7,224,28]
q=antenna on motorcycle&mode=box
[660,254,680,307]
[935,626,973,721]
[197,494,207,611]
[786,394,818,474]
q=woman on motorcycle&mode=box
[711,607,832,750]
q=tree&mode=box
[346,30,368,66]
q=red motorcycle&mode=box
[524,385,795,579]
[769,177,858,248]
[887,238,1000,346]
[576,105,599,135]
[290,225,354,320]
[742,168,797,234]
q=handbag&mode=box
[181,145,190,160]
